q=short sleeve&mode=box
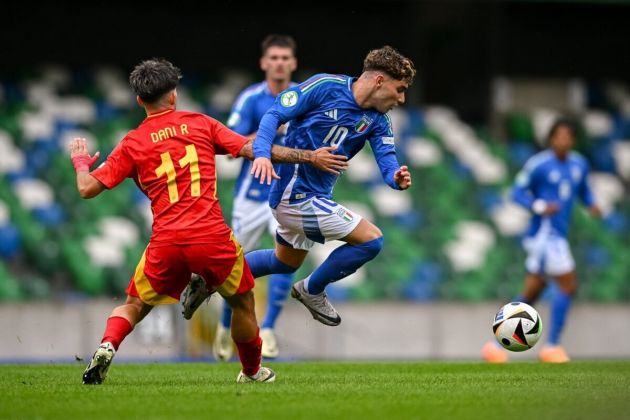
[226,88,257,135]
[208,117,249,157]
[91,140,135,189]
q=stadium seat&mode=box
[0,223,20,259]
[0,68,628,303]
[0,262,23,300]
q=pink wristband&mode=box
[72,155,94,172]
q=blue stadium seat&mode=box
[0,224,20,259]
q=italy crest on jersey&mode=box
[355,115,373,133]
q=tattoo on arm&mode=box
[239,139,313,164]
[270,146,313,164]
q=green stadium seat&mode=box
[0,262,23,300]
[60,238,107,295]
[507,112,535,142]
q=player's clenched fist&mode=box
[394,165,412,189]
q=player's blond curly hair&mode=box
[363,46,416,85]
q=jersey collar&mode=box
[264,80,297,97]
[347,77,364,109]
[144,109,175,121]
[262,81,272,96]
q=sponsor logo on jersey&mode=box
[355,115,373,133]
[324,109,338,120]
[280,91,298,107]
[382,136,395,145]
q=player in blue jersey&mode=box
[247,46,415,326]
[483,119,601,363]
[182,35,300,361]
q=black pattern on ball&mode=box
[502,338,510,346]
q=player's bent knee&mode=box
[371,225,383,239]
[362,221,382,241]
[271,255,299,274]
[345,220,383,244]
[560,280,578,295]
[360,236,384,259]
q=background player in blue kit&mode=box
[183,35,299,361]
[248,46,415,326]
[483,119,602,363]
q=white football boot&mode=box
[260,328,279,359]
[82,342,116,385]
[291,280,341,326]
[236,366,276,383]
[182,274,212,320]
[212,324,234,362]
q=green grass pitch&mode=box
[1,361,629,419]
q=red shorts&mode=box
[126,233,254,306]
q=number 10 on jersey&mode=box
[323,125,349,147]
[155,144,200,203]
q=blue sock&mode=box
[245,249,297,278]
[261,273,294,329]
[220,302,232,329]
[549,289,572,346]
[305,237,383,295]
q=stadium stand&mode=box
[0,67,628,302]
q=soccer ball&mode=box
[492,302,543,352]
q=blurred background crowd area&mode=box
[0,0,628,303]
[0,65,628,303]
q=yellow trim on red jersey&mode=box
[133,249,179,305]
[145,109,175,120]
[216,233,245,297]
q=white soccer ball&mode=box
[492,302,543,352]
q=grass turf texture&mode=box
[1,362,629,420]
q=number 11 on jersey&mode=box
[155,144,200,203]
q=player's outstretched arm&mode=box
[239,141,348,182]
[394,165,412,189]
[70,138,106,199]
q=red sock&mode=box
[235,329,262,376]
[101,316,133,351]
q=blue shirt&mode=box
[228,81,292,202]
[253,73,402,208]
[512,150,595,238]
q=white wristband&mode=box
[532,199,547,215]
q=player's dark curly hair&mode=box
[261,34,297,55]
[363,46,416,85]
[547,118,577,143]
[129,58,182,103]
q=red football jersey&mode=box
[92,109,248,245]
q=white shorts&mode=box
[271,197,362,251]
[231,197,277,252]
[523,230,575,277]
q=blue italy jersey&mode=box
[228,81,292,202]
[253,73,402,208]
[512,150,595,238]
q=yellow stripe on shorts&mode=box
[217,233,245,298]
[133,249,179,305]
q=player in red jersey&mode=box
[73,58,348,384]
